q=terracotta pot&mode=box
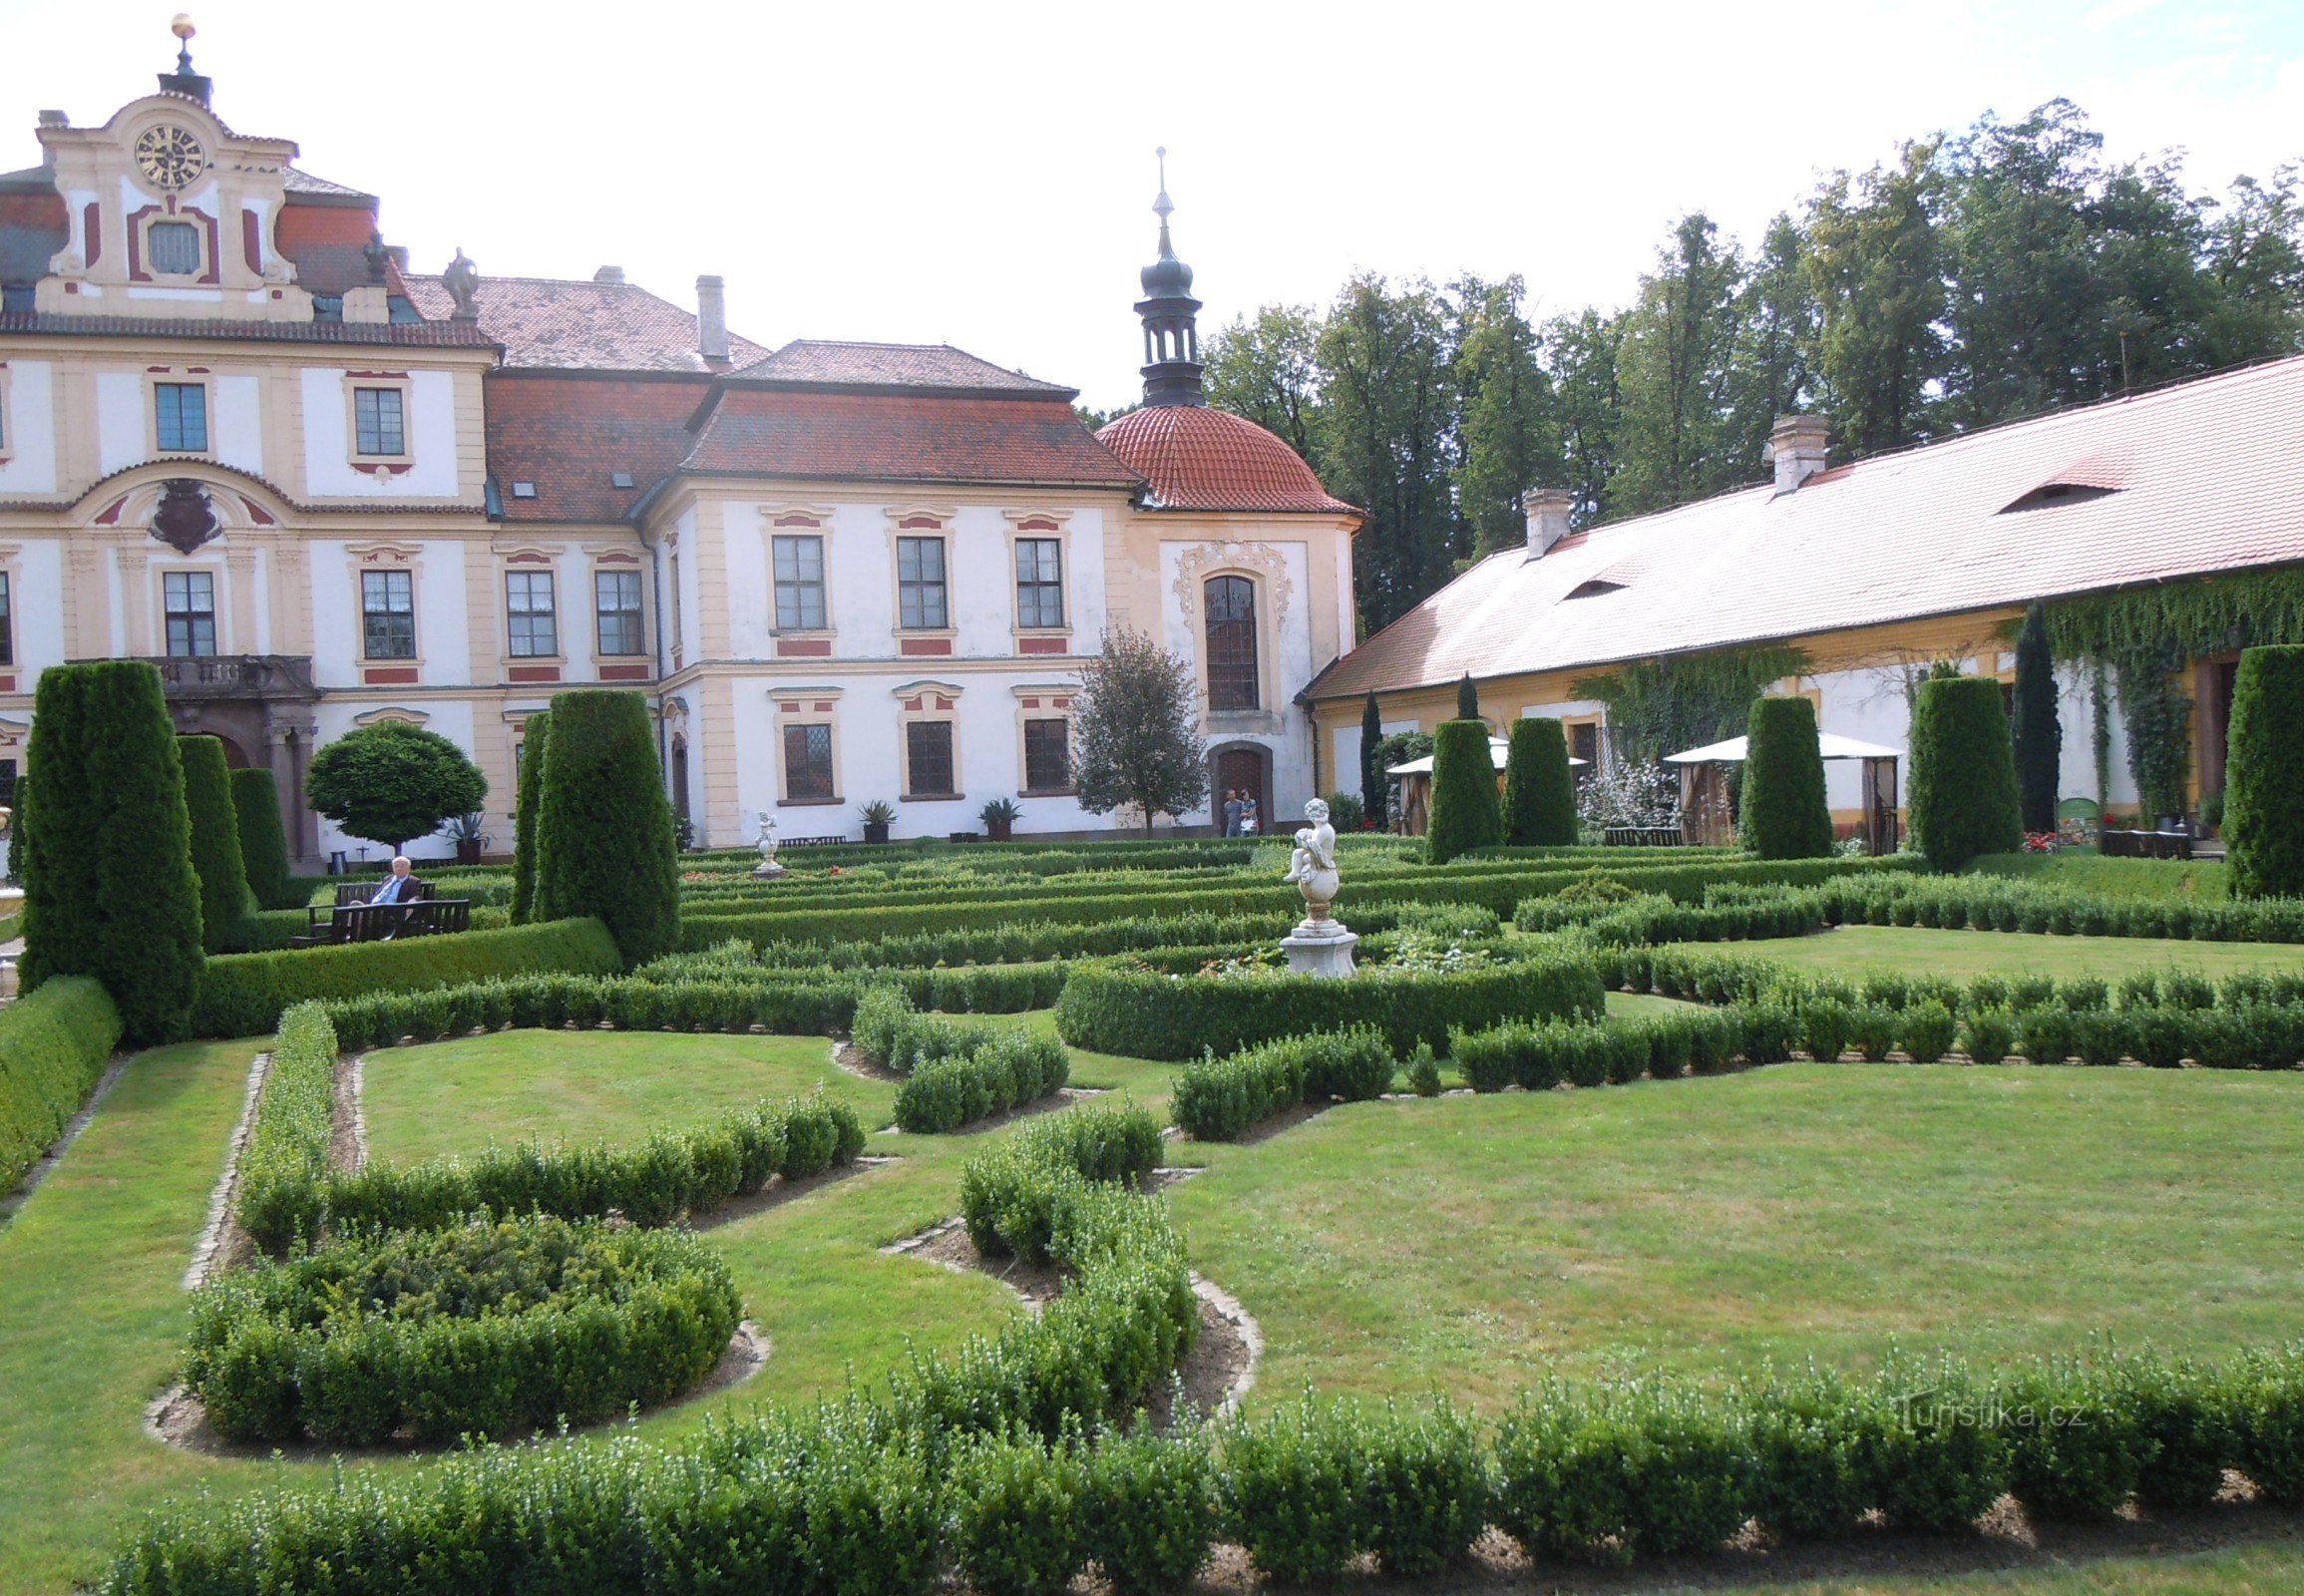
[455,840,482,865]
[986,819,1013,842]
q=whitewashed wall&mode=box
[0,360,58,496]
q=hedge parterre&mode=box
[185,1214,740,1444]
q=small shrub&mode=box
[1961,1007,2017,1064]
[945,1430,1085,1596]
[1899,999,1958,1063]
[1081,1422,1214,1596]
[1219,1397,1364,1584]
[1359,1399,1490,1576]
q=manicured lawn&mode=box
[1733,924,2304,982]
[1967,851,2230,902]
[1167,1062,2304,1412]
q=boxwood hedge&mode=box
[0,977,124,1191]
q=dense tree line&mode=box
[1198,101,2304,636]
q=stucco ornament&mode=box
[1280,797,1356,977]
[752,811,786,880]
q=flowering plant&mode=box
[2021,831,2061,854]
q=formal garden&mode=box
[4,650,2304,1595]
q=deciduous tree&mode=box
[306,723,487,855]
[1072,629,1208,835]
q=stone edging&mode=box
[184,1048,270,1291]
[1189,1272,1263,1415]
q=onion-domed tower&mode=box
[1134,150,1205,406]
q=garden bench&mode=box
[2102,828,2194,861]
[1603,825,1686,847]
[778,834,846,848]
[289,889,469,948]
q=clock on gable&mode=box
[134,124,206,191]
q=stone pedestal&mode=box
[1281,916,1357,979]
[751,861,787,882]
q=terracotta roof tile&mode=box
[1311,355,2304,700]
[728,339,1071,394]
[1097,404,1357,515]
[400,273,769,372]
[679,388,1141,489]
[486,372,715,523]
[280,166,374,201]
[0,311,490,346]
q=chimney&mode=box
[593,264,624,284]
[695,274,729,364]
[1520,487,1574,558]
[1770,414,1831,494]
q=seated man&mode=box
[367,856,421,906]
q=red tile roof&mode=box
[729,339,1071,394]
[678,387,1142,490]
[1097,404,1357,515]
[400,273,770,373]
[486,372,717,523]
[1310,355,2304,700]
[0,311,490,346]
[274,196,393,297]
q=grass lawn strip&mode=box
[0,1051,128,1231]
[1731,924,2304,982]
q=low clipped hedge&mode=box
[192,918,624,1038]
[0,977,124,1190]
[239,1001,867,1252]
[325,972,867,1052]
[1170,1026,1396,1141]
[959,1103,1164,1263]
[1057,949,1604,1060]
[185,1215,740,1444]
[893,1030,1071,1134]
[1453,1007,1747,1090]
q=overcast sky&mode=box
[4,0,2300,410]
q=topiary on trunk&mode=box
[2224,644,2304,900]
[1426,718,1501,864]
[534,690,678,965]
[1502,717,1578,846]
[511,709,553,925]
[1908,673,2023,871]
[1456,672,1481,721]
[1359,691,1386,832]
[19,661,203,1041]
[179,735,251,952]
[1739,695,1834,859]
[2012,603,2062,835]
[306,721,487,856]
[231,765,298,910]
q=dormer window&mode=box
[148,220,201,275]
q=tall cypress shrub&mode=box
[534,691,678,964]
[2224,644,2304,899]
[1502,717,1578,846]
[21,661,202,1041]
[1740,695,1834,859]
[511,709,553,925]
[1908,674,2023,872]
[1359,691,1386,832]
[1456,673,1480,721]
[1426,718,1501,864]
[179,735,250,952]
[18,664,100,992]
[2012,603,2062,834]
[231,766,296,911]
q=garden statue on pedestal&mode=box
[752,812,786,881]
[1280,798,1356,978]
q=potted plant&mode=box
[441,811,492,865]
[979,796,1020,842]
[860,800,896,845]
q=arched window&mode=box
[1204,575,1259,711]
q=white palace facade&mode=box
[0,38,1359,865]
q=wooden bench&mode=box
[290,883,469,948]
[778,835,846,848]
[2101,828,2194,861]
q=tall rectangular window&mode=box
[506,570,558,657]
[148,220,200,275]
[353,387,406,456]
[0,572,13,667]
[595,570,645,654]
[1015,538,1063,628]
[897,537,948,629]
[361,570,415,659]
[163,571,216,657]
[783,723,834,801]
[155,382,208,452]
[1023,716,1070,792]
[1204,575,1260,711]
[772,535,826,630]
[906,720,956,797]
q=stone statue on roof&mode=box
[442,249,480,320]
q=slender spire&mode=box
[1135,147,1205,407]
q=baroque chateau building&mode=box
[0,39,1358,864]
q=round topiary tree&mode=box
[1739,695,1834,859]
[230,768,291,905]
[2223,643,2304,900]
[1908,673,2023,871]
[534,689,679,965]
[179,735,251,952]
[19,660,203,1042]
[1426,718,1501,864]
[306,722,487,856]
[231,765,297,911]
[2011,602,2062,835]
[510,709,553,925]
[1502,716,1578,846]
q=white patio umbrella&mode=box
[1386,737,1588,776]
[1663,731,1903,763]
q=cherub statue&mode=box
[442,248,480,319]
[1281,798,1341,920]
[752,811,786,879]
